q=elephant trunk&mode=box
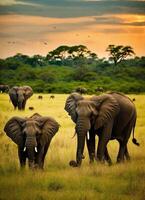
[75,117,91,166]
[18,93,24,110]
[18,101,23,110]
[24,136,37,168]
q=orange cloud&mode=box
[0,14,144,58]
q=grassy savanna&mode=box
[0,93,145,200]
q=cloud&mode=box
[82,0,145,1]
[0,1,144,58]
[0,0,145,17]
[0,14,144,42]
[94,14,145,26]
[0,0,41,7]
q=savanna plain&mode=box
[0,93,145,200]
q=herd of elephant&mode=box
[2,85,140,169]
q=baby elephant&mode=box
[4,113,60,169]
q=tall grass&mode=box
[0,93,145,200]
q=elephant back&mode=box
[108,92,136,111]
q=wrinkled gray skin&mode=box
[9,86,33,110]
[4,113,60,169]
[65,92,139,167]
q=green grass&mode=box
[0,93,145,200]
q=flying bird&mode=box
[7,41,16,44]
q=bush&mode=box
[1,55,145,94]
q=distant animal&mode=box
[74,87,87,95]
[38,95,43,99]
[65,92,139,167]
[9,86,33,110]
[0,85,9,93]
[95,87,104,93]
[132,98,136,102]
[4,113,60,169]
[29,106,34,110]
[50,95,55,99]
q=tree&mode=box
[68,45,90,58]
[46,45,98,66]
[46,46,70,62]
[106,45,135,65]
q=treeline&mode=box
[0,45,145,94]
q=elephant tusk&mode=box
[35,147,38,153]
[87,131,90,140]
[23,147,26,152]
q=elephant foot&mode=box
[108,161,113,166]
[125,156,131,161]
[95,157,105,164]
[33,163,44,170]
[116,158,124,164]
[89,159,94,164]
[69,160,78,167]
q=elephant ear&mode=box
[91,94,120,129]
[64,92,84,123]
[23,86,33,99]
[4,117,26,146]
[9,86,19,104]
[36,117,60,144]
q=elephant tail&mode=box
[132,121,140,146]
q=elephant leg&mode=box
[22,100,26,110]
[124,145,130,161]
[104,147,112,165]
[41,144,50,169]
[96,122,113,162]
[35,145,49,169]
[18,148,26,168]
[86,130,95,163]
[35,151,44,169]
[117,122,132,163]
[117,141,126,163]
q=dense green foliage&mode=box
[0,45,145,93]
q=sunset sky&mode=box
[0,0,145,58]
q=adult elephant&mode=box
[0,84,9,93]
[95,87,104,93]
[65,92,139,167]
[9,86,33,110]
[4,113,60,169]
[75,87,87,95]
